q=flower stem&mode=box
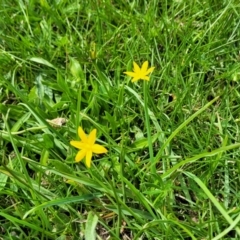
[143,81,156,174]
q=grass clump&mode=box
[0,0,240,239]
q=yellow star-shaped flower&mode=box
[70,127,108,168]
[124,61,155,82]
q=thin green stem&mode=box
[143,81,155,174]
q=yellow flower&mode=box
[124,61,155,82]
[70,127,108,168]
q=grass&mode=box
[0,0,240,239]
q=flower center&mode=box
[85,143,92,151]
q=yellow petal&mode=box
[75,149,87,162]
[131,77,141,82]
[70,140,84,149]
[124,71,137,77]
[85,151,93,168]
[88,129,97,145]
[141,61,149,73]
[142,76,150,81]
[146,66,155,75]
[133,62,140,72]
[79,142,91,149]
[78,127,88,142]
[92,144,108,154]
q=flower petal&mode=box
[124,71,137,78]
[133,62,140,72]
[78,127,88,142]
[141,61,149,73]
[70,140,84,149]
[92,144,108,154]
[88,129,97,145]
[85,151,93,168]
[75,149,87,162]
[142,76,150,81]
[145,66,155,75]
[131,79,137,82]
[131,77,141,82]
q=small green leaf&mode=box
[11,112,31,132]
[69,57,83,80]
[51,160,72,174]
[85,211,98,240]
[28,86,38,103]
[29,57,56,69]
[43,133,54,149]
[0,172,8,191]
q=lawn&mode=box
[0,0,240,239]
